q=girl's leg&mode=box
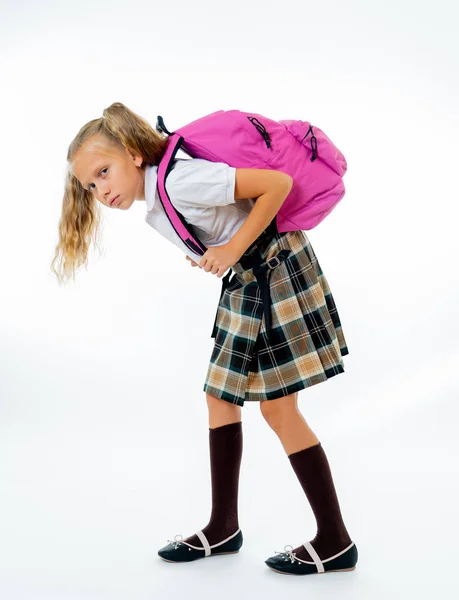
[260,392,352,561]
[260,391,319,455]
[183,394,243,547]
[207,392,242,429]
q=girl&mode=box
[51,102,358,576]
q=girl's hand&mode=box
[186,256,201,268]
[199,244,242,278]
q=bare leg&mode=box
[260,392,319,455]
[206,393,241,429]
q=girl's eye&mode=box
[88,168,108,191]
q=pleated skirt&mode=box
[203,220,349,406]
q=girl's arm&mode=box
[228,168,293,258]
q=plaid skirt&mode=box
[203,220,349,406]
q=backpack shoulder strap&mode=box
[156,128,207,257]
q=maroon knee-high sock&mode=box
[185,421,243,547]
[288,442,352,561]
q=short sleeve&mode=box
[166,158,236,208]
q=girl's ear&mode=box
[125,145,142,166]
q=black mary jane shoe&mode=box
[158,528,243,563]
[265,540,358,576]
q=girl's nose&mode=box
[101,189,111,204]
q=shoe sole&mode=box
[159,550,241,563]
[267,566,356,576]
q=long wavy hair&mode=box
[50,102,169,285]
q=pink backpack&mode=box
[155,110,347,257]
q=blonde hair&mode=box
[50,102,169,285]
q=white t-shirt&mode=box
[144,156,255,263]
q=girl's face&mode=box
[71,136,145,210]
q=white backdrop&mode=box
[1,0,458,598]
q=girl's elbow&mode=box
[279,172,293,194]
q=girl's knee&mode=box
[206,393,241,428]
[260,392,298,429]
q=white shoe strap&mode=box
[302,541,324,573]
[195,530,211,556]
